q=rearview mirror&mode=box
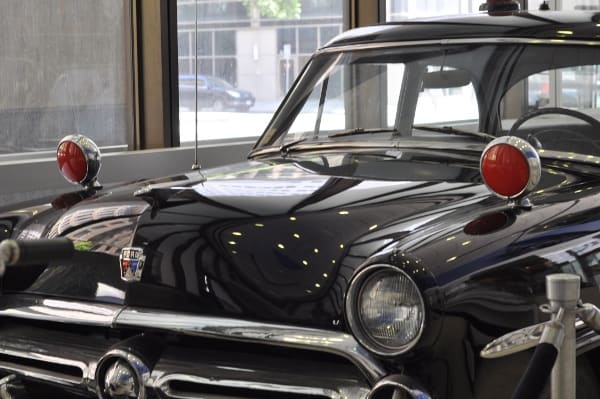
[422,69,471,89]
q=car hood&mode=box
[4,155,600,331]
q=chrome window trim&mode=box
[318,37,600,55]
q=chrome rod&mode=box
[547,273,580,399]
[154,373,344,399]
[0,297,385,384]
[116,307,386,384]
[317,37,600,56]
[191,0,200,171]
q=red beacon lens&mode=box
[481,141,532,198]
[57,141,87,183]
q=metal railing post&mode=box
[546,273,580,399]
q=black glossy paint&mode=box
[13,149,596,340]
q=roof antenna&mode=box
[60,74,81,137]
[191,0,200,170]
[539,1,550,10]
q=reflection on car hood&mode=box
[5,155,600,330]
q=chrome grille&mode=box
[0,313,371,399]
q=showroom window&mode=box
[176,0,343,143]
[0,1,133,157]
[386,0,482,20]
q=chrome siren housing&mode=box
[56,134,102,189]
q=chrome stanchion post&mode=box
[546,273,580,399]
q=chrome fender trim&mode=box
[115,307,386,383]
[154,373,348,399]
[0,298,122,326]
[0,297,386,384]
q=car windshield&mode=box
[255,42,600,158]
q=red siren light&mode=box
[56,135,102,188]
[480,136,541,199]
[57,140,87,183]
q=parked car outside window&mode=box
[179,74,256,112]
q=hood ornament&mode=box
[119,247,146,282]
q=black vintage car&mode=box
[2,5,600,399]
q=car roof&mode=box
[322,11,600,49]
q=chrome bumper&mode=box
[0,296,432,399]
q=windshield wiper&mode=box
[280,138,308,157]
[412,125,495,142]
[278,128,396,156]
[328,128,399,138]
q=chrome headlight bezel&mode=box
[345,264,426,356]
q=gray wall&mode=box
[0,140,254,206]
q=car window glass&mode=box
[387,64,405,127]
[414,66,479,130]
[286,62,405,141]
[263,44,502,148]
[501,65,600,156]
[176,0,343,143]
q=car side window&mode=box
[501,65,600,156]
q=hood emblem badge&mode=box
[119,247,146,282]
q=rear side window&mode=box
[501,65,600,156]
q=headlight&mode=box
[346,264,425,356]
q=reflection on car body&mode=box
[2,4,600,399]
[179,74,255,112]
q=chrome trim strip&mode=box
[0,299,385,384]
[116,308,386,383]
[0,298,123,327]
[0,347,86,387]
[576,326,600,355]
[318,37,600,55]
[537,149,600,165]
[482,319,589,359]
[0,362,81,388]
[367,374,432,399]
[154,373,347,399]
[251,139,600,169]
[250,140,485,159]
